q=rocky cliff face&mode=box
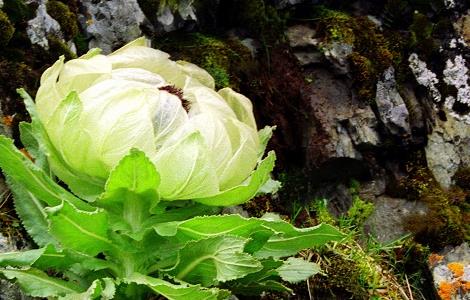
[0,0,469,299]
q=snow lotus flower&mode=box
[33,37,275,205]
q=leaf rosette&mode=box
[33,37,276,204]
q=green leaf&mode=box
[276,257,321,283]
[96,149,160,239]
[127,273,230,300]
[7,178,56,246]
[154,214,263,240]
[193,151,276,206]
[0,135,92,211]
[228,280,290,296]
[18,88,105,201]
[59,278,115,300]
[171,236,262,286]
[47,201,113,256]
[225,258,291,296]
[0,268,83,297]
[19,121,50,173]
[0,247,48,267]
[255,222,344,259]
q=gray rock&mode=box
[347,108,381,147]
[293,52,323,66]
[240,38,260,58]
[155,0,197,33]
[80,0,147,53]
[365,196,428,243]
[304,68,365,166]
[286,25,318,48]
[26,3,63,50]
[376,66,411,136]
[425,113,470,188]
[274,0,304,9]
[323,41,353,75]
[429,243,470,300]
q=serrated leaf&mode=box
[47,201,113,256]
[59,278,115,300]
[0,268,83,297]
[127,273,230,300]
[0,135,93,211]
[7,178,56,246]
[255,222,344,259]
[276,257,321,283]
[171,236,262,286]
[193,151,276,206]
[0,246,48,267]
[96,149,160,239]
[154,214,264,240]
[19,121,49,173]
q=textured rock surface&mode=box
[79,0,147,53]
[429,243,470,300]
[365,196,428,243]
[426,114,470,188]
[375,67,411,137]
[26,3,62,49]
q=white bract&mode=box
[34,37,275,203]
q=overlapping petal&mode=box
[33,37,275,202]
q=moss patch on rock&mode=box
[46,0,79,39]
[155,32,251,90]
[394,152,470,250]
[0,10,15,47]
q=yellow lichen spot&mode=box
[438,281,457,300]
[448,262,464,278]
[429,253,444,266]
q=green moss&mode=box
[395,153,470,250]
[46,0,79,39]
[408,12,438,59]
[73,32,89,56]
[47,35,77,61]
[2,0,35,24]
[0,10,14,47]
[313,7,397,103]
[221,0,286,43]
[155,33,251,90]
[312,254,370,299]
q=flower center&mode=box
[158,85,190,112]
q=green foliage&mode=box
[0,10,14,47]
[0,100,344,299]
[306,184,414,299]
[46,1,79,39]
[2,0,35,24]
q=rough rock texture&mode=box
[365,196,428,243]
[26,3,62,49]
[303,69,360,164]
[375,66,411,137]
[426,113,470,188]
[155,0,197,33]
[79,0,147,53]
[429,243,470,300]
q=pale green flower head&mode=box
[34,37,276,204]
